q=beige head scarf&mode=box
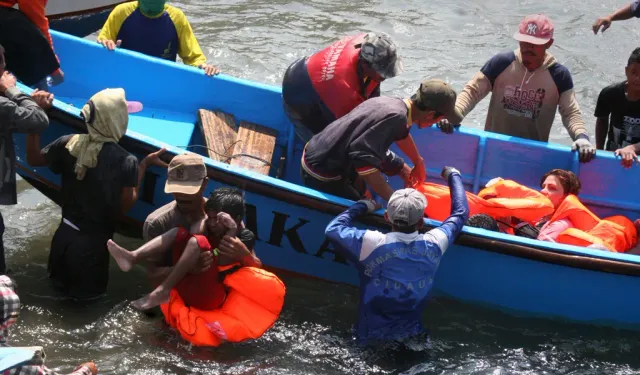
[65,88,129,180]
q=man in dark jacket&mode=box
[0,44,49,274]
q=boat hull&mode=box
[14,30,640,331]
[46,1,125,37]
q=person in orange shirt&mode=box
[0,0,64,87]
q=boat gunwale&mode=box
[30,103,640,278]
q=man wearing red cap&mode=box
[440,14,596,162]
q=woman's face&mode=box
[541,175,567,208]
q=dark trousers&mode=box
[48,221,111,300]
[300,167,364,201]
[0,7,59,86]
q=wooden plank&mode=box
[197,109,238,163]
[229,121,278,175]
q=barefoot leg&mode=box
[132,237,202,310]
[108,228,180,272]
[106,240,136,272]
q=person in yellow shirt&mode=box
[97,0,219,76]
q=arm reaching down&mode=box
[425,167,469,253]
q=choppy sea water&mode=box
[6,1,640,374]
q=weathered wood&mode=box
[230,121,278,175]
[197,109,238,163]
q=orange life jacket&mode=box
[547,195,637,252]
[412,180,554,223]
[160,265,286,347]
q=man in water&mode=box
[142,154,260,287]
[0,0,64,88]
[282,32,403,142]
[0,275,98,375]
[0,44,49,274]
[325,166,469,345]
[26,88,167,299]
[593,1,640,34]
[97,0,220,76]
[594,48,640,157]
[438,14,596,162]
[301,78,458,202]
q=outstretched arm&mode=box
[325,201,374,264]
[593,2,638,34]
[425,167,469,253]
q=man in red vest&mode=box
[0,0,64,87]
[282,32,403,142]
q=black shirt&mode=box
[304,96,409,178]
[43,135,139,234]
[594,81,640,150]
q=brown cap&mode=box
[165,153,207,195]
[412,79,459,121]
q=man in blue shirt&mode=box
[325,166,469,345]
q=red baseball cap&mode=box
[513,14,554,45]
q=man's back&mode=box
[43,135,138,234]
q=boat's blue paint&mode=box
[14,30,640,330]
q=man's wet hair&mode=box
[204,187,245,221]
[466,214,499,232]
[628,47,640,67]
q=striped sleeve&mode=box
[97,2,137,42]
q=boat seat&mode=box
[197,109,277,175]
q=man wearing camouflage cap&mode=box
[325,166,469,345]
[301,78,459,202]
[282,32,403,142]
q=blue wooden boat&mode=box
[14,30,640,331]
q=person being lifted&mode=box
[439,14,596,162]
[301,78,459,202]
[282,32,403,142]
[97,0,219,76]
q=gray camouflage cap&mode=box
[359,32,403,79]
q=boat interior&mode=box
[35,31,640,255]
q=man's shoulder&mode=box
[145,201,179,225]
[165,4,188,23]
[480,51,516,81]
[547,60,574,94]
[599,81,625,96]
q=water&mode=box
[6,0,640,374]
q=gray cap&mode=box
[386,188,427,227]
[359,32,403,79]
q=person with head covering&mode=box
[438,14,596,163]
[282,32,404,142]
[324,166,469,345]
[0,275,98,375]
[97,0,219,76]
[25,88,168,300]
[0,0,64,88]
[0,44,49,275]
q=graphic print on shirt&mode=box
[621,115,640,143]
[320,38,348,82]
[501,85,546,120]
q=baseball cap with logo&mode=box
[165,153,207,195]
[359,32,404,79]
[513,14,554,45]
[386,188,428,227]
[412,78,459,121]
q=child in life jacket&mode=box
[107,188,260,311]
